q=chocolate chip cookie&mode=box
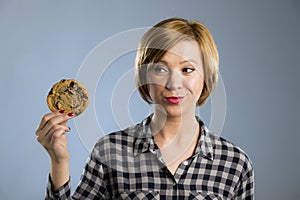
[47,79,89,116]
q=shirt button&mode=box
[173,182,176,186]
[183,161,188,165]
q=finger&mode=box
[49,130,69,152]
[38,112,73,138]
[60,121,68,126]
[39,124,70,144]
[35,110,65,136]
[36,112,56,136]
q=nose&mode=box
[166,70,183,91]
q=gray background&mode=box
[0,0,299,199]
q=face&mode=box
[147,40,204,117]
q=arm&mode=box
[50,160,70,191]
[46,174,71,199]
[45,144,108,199]
[234,166,255,199]
[36,111,108,199]
[72,143,108,199]
[36,111,72,198]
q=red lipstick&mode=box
[165,96,184,104]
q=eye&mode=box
[153,65,168,74]
[182,67,195,73]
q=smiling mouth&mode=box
[165,96,184,104]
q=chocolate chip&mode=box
[70,81,75,88]
[68,90,74,95]
[76,88,82,93]
[48,88,53,95]
[55,102,59,109]
[82,94,88,99]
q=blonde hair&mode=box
[135,18,219,106]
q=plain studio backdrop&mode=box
[0,0,299,199]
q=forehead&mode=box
[160,40,202,64]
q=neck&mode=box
[150,110,199,147]
[150,110,200,168]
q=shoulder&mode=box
[92,129,134,156]
[93,115,151,151]
[89,122,148,164]
[207,130,254,175]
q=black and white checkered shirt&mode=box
[46,115,254,199]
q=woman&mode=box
[36,18,254,199]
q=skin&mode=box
[35,111,72,191]
[35,40,205,190]
[147,40,204,174]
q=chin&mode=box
[164,107,186,118]
[154,103,194,118]
[166,112,182,118]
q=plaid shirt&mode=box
[46,115,254,199]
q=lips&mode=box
[165,96,184,104]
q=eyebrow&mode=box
[158,59,199,65]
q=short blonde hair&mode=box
[135,18,219,106]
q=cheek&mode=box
[189,68,205,96]
[185,77,204,97]
[147,83,165,102]
[147,74,166,93]
[147,73,166,86]
[147,84,155,98]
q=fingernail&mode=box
[59,110,65,114]
[67,112,74,117]
[68,126,71,131]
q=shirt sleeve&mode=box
[233,164,255,200]
[46,174,72,200]
[45,144,108,199]
[72,151,108,199]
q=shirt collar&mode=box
[132,114,214,161]
[131,114,156,156]
[194,120,214,161]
